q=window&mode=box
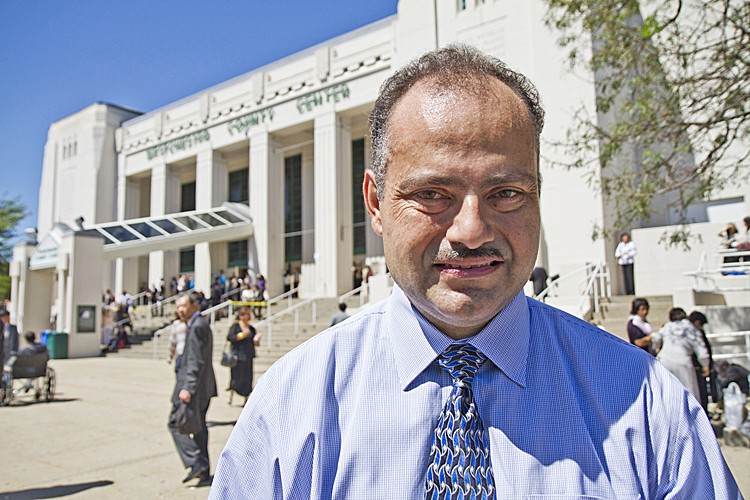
[228,169,249,203]
[181,182,196,212]
[284,154,302,262]
[352,138,366,255]
[227,240,248,268]
[179,247,195,273]
[458,0,467,10]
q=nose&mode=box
[445,195,494,249]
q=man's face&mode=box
[176,296,197,322]
[0,315,7,326]
[365,78,540,338]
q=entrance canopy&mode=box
[80,202,253,260]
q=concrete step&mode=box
[111,297,343,379]
[591,295,674,343]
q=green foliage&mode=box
[0,195,27,263]
[544,0,750,247]
[0,196,27,299]
[0,263,9,301]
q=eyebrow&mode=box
[396,171,538,192]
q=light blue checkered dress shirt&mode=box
[210,286,742,499]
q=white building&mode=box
[11,0,749,356]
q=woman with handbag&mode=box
[226,306,260,405]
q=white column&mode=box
[249,130,284,297]
[148,160,181,289]
[194,149,228,293]
[313,112,353,296]
[149,161,167,289]
[301,149,315,263]
[56,255,67,332]
[115,168,140,295]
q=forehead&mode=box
[387,77,535,159]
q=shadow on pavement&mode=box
[3,397,80,408]
[0,479,113,499]
[207,420,237,428]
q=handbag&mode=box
[220,341,238,368]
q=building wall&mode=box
[37,104,141,240]
[33,0,748,302]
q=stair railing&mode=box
[338,284,367,308]
[535,261,611,319]
[253,297,319,352]
[706,330,750,366]
[576,262,610,319]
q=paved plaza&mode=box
[2,356,749,498]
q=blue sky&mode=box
[0,0,399,242]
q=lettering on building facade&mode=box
[147,130,211,160]
[227,108,275,136]
[296,83,350,114]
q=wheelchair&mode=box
[0,351,56,406]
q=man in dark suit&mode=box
[169,291,217,485]
[0,308,19,365]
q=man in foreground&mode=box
[168,291,217,485]
[210,45,740,498]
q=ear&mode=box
[363,169,383,236]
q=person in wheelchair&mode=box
[18,331,48,356]
[13,332,49,394]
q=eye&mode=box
[415,189,443,200]
[493,189,520,199]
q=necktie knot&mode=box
[438,343,486,387]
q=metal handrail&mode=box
[220,287,243,301]
[685,249,750,292]
[267,286,301,310]
[535,262,610,319]
[576,262,607,318]
[535,264,590,302]
[129,290,151,306]
[253,296,319,351]
[339,284,366,307]
[338,272,391,308]
[705,330,750,366]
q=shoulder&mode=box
[526,298,650,372]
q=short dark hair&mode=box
[0,308,8,317]
[630,298,649,316]
[369,43,545,199]
[669,307,687,322]
[338,302,347,312]
[179,290,202,305]
[688,311,708,325]
[24,331,36,344]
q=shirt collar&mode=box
[387,284,529,391]
[187,310,201,329]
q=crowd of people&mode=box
[626,298,749,417]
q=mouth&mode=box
[433,259,503,278]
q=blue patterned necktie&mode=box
[425,343,495,499]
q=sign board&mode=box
[29,233,62,270]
